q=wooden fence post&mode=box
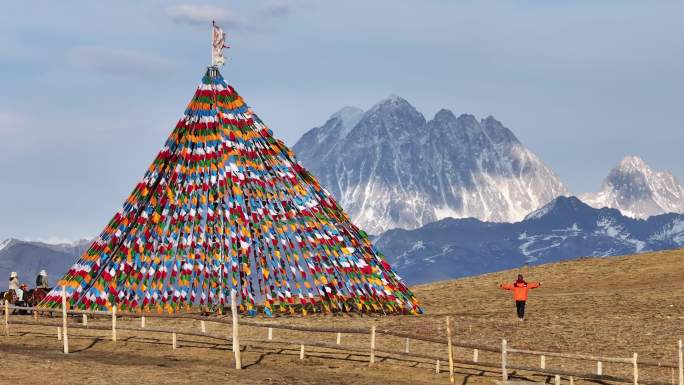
[201,320,206,333]
[473,348,479,363]
[336,332,341,345]
[554,375,561,385]
[541,354,546,369]
[570,376,574,385]
[597,361,603,375]
[4,301,9,336]
[633,352,639,385]
[82,314,87,326]
[435,359,440,373]
[267,327,272,340]
[57,326,62,340]
[501,339,508,382]
[369,324,376,365]
[446,316,455,384]
[61,286,69,354]
[405,337,410,353]
[111,305,117,342]
[678,340,683,385]
[231,289,241,370]
[172,332,177,349]
[300,344,305,360]
[141,315,146,329]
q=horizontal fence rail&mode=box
[2,302,681,385]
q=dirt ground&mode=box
[1,248,683,385]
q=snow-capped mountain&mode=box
[581,156,684,219]
[293,97,568,234]
[374,196,684,284]
[0,238,90,285]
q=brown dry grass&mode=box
[1,248,683,384]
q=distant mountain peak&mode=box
[455,113,479,126]
[580,156,684,219]
[294,96,567,233]
[481,115,519,145]
[330,106,363,123]
[524,196,593,221]
[617,155,648,171]
[433,108,457,122]
[367,95,417,115]
[383,94,404,103]
[329,106,363,138]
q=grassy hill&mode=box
[1,248,682,384]
[414,247,683,358]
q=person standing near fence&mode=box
[499,274,541,321]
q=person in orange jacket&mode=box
[499,274,541,320]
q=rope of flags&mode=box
[39,68,422,316]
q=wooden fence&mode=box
[2,294,681,385]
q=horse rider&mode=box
[36,270,49,289]
[8,272,24,302]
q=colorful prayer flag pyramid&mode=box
[39,67,421,316]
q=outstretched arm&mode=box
[499,283,513,290]
[528,282,542,289]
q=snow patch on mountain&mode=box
[595,216,645,252]
[0,238,16,253]
[649,219,684,244]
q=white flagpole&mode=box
[211,20,214,66]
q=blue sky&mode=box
[1,0,683,241]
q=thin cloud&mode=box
[259,0,292,18]
[164,4,246,28]
[70,45,173,79]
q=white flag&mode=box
[212,21,229,66]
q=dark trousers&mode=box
[515,301,526,319]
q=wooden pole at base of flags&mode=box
[369,324,376,365]
[678,340,683,385]
[112,306,117,342]
[501,339,508,382]
[4,301,9,336]
[446,317,455,384]
[633,352,639,385]
[61,287,69,354]
[231,290,241,370]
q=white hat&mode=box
[40,270,47,276]
[10,272,17,278]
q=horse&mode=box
[1,289,29,314]
[26,288,52,317]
